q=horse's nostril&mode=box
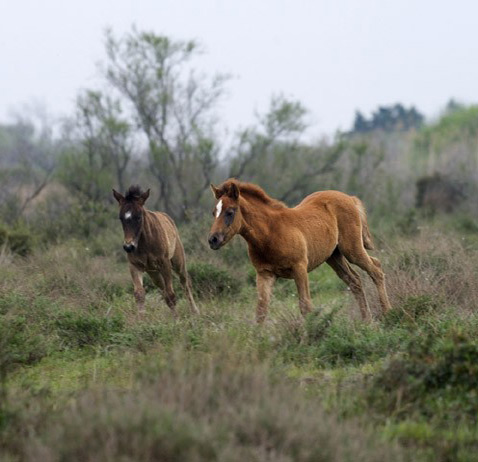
[208,234,220,247]
[123,243,135,253]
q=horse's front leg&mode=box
[256,271,276,323]
[158,259,178,317]
[129,264,145,313]
[292,264,313,316]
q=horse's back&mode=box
[296,190,356,210]
[144,210,180,259]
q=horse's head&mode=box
[113,185,150,253]
[208,181,243,250]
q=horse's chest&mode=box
[128,253,165,272]
[248,246,294,278]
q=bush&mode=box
[1,352,408,462]
[187,262,243,299]
[370,332,478,421]
[0,225,33,256]
[278,310,408,368]
[55,312,125,349]
[384,295,440,327]
[0,315,49,372]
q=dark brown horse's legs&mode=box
[292,265,313,317]
[256,271,276,323]
[326,252,372,320]
[154,259,178,317]
[129,264,145,313]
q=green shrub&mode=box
[370,332,478,421]
[278,311,408,368]
[187,262,242,299]
[0,225,33,256]
[0,353,407,462]
[454,216,478,234]
[0,315,49,372]
[384,295,440,327]
[55,312,125,349]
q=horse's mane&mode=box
[125,185,144,201]
[219,179,286,209]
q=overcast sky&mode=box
[1,0,477,138]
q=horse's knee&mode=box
[134,288,145,302]
[164,290,177,309]
[349,277,364,294]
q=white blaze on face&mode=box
[124,211,132,220]
[215,199,223,218]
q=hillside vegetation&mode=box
[1,27,478,462]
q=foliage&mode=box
[187,261,243,299]
[103,27,228,220]
[0,226,478,460]
[370,331,478,421]
[0,118,57,223]
[0,224,32,256]
[417,105,478,151]
[352,104,424,134]
[58,90,135,200]
[228,94,345,205]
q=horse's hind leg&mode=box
[339,239,392,315]
[171,247,200,315]
[326,250,372,321]
[150,261,177,317]
[292,264,314,317]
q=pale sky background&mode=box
[1,0,477,138]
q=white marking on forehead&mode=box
[215,199,223,218]
[124,211,132,220]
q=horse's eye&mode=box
[224,209,235,225]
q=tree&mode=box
[103,28,228,220]
[229,95,308,179]
[228,95,344,204]
[0,116,57,222]
[58,90,135,203]
[351,104,424,134]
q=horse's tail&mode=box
[352,196,374,250]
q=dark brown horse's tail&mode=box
[352,197,374,250]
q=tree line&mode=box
[1,27,477,240]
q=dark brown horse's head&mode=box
[113,185,150,253]
[208,180,243,250]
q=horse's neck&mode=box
[138,210,154,248]
[239,201,275,251]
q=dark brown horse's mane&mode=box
[220,179,286,209]
[125,185,144,201]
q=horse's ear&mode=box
[112,189,124,204]
[139,189,150,206]
[210,184,221,199]
[228,183,240,201]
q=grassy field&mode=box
[1,218,478,461]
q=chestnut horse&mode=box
[113,185,199,316]
[208,179,391,322]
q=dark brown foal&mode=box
[113,185,199,316]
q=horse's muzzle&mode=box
[123,243,136,253]
[208,233,224,250]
